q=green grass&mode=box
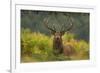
[21,28,89,63]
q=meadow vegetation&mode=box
[21,28,89,63]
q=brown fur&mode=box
[63,44,75,56]
[52,32,75,56]
[53,32,63,55]
[44,18,74,55]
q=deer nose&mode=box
[56,36,60,39]
[56,37,59,39]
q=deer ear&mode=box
[61,31,65,36]
[50,31,56,35]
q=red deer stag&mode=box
[44,17,75,56]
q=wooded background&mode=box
[21,10,89,42]
[21,10,90,62]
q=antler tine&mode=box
[60,16,73,33]
[52,23,56,31]
[66,17,73,31]
[44,18,56,32]
[60,23,65,32]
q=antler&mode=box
[60,16,73,33]
[66,17,73,31]
[44,18,56,32]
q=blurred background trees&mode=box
[21,10,89,62]
[21,10,89,42]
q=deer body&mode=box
[52,32,75,56]
[63,44,75,56]
[44,17,74,55]
[53,32,63,55]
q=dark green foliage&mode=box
[21,10,89,42]
[21,29,89,62]
[21,10,89,63]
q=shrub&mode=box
[21,28,89,62]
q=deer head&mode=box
[43,17,73,55]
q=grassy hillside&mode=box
[21,28,89,63]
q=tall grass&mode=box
[21,28,89,63]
